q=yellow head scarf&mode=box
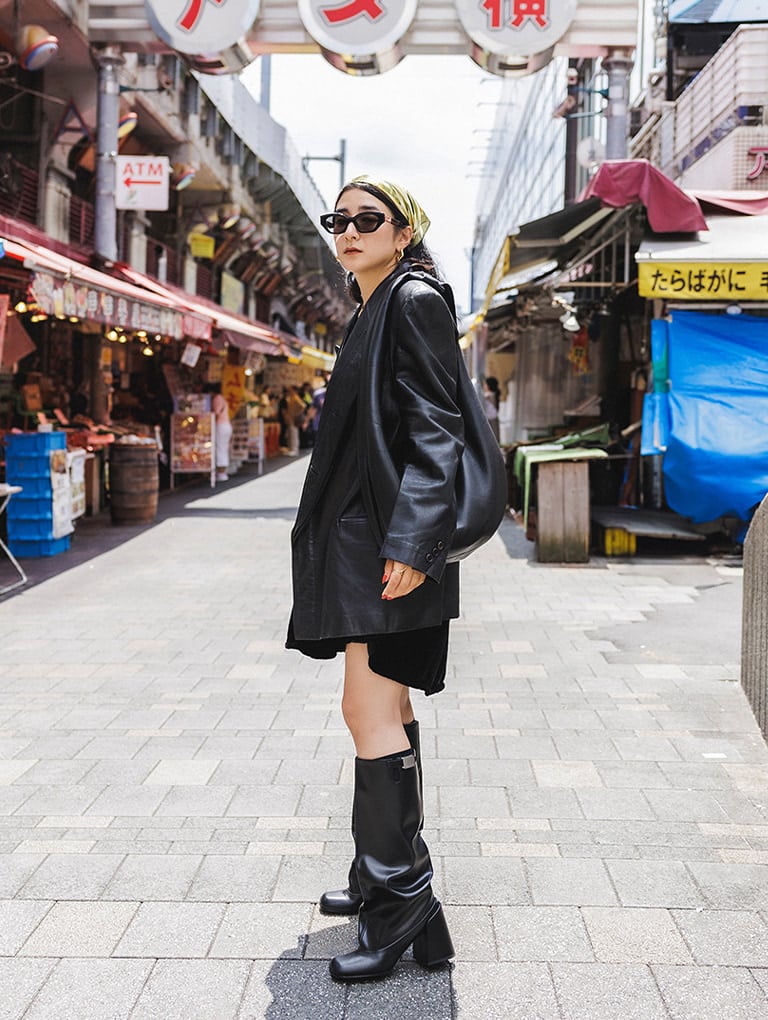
[345,175,430,248]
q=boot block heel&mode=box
[412,903,454,968]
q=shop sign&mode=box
[115,156,170,212]
[145,0,261,54]
[189,232,215,259]
[30,271,186,339]
[638,262,768,300]
[455,0,577,56]
[50,449,74,540]
[747,146,768,181]
[221,363,246,418]
[298,0,417,59]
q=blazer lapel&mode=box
[292,314,366,534]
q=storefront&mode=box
[637,211,768,541]
[0,221,213,525]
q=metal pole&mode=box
[603,53,634,160]
[94,47,124,263]
[338,139,346,191]
[260,54,271,112]
[564,63,579,205]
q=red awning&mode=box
[2,236,212,341]
[116,265,287,355]
[686,190,768,217]
[580,160,708,233]
[0,314,36,369]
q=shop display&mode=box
[170,411,215,486]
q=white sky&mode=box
[245,54,503,314]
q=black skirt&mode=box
[286,616,450,697]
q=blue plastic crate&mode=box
[5,432,66,456]
[1,473,53,496]
[7,517,55,540]
[7,495,54,521]
[5,453,58,480]
[7,535,70,558]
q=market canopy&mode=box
[486,198,618,300]
[636,215,768,301]
[118,265,304,359]
[580,159,707,233]
[485,160,708,308]
[0,231,213,342]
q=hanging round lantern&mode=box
[17,25,59,72]
[117,112,139,140]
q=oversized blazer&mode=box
[289,264,465,642]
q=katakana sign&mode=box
[638,262,768,300]
[145,0,260,53]
[298,0,417,59]
[455,0,577,56]
[747,146,768,181]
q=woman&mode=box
[211,388,232,482]
[286,175,461,982]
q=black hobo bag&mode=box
[447,346,507,562]
[379,273,507,563]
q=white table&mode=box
[0,484,27,595]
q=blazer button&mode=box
[425,553,434,563]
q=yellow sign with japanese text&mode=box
[638,262,768,300]
[221,364,246,420]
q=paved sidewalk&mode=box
[0,458,766,1019]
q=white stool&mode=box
[0,483,27,595]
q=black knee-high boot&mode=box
[329,749,453,982]
[320,720,421,916]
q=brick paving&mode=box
[0,456,766,1019]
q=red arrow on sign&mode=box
[123,177,164,187]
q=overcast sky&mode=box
[242,54,503,313]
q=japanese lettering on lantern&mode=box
[638,262,768,300]
[321,0,384,23]
[178,0,227,32]
[746,146,768,181]
[480,0,548,30]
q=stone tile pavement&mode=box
[0,456,766,1018]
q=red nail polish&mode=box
[382,574,388,583]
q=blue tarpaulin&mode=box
[643,310,768,530]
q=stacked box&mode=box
[5,432,71,557]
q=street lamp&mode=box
[302,140,347,194]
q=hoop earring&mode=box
[395,249,404,263]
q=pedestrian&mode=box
[281,385,304,457]
[310,374,328,437]
[211,387,232,481]
[483,376,500,442]
[286,175,460,982]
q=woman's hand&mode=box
[381,559,426,600]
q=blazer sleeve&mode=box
[378,281,465,582]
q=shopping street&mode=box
[0,456,766,1019]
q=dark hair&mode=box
[335,181,440,303]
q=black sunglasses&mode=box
[320,211,401,235]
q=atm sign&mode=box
[115,156,170,211]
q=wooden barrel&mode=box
[109,442,159,524]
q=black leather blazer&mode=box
[290,263,463,640]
